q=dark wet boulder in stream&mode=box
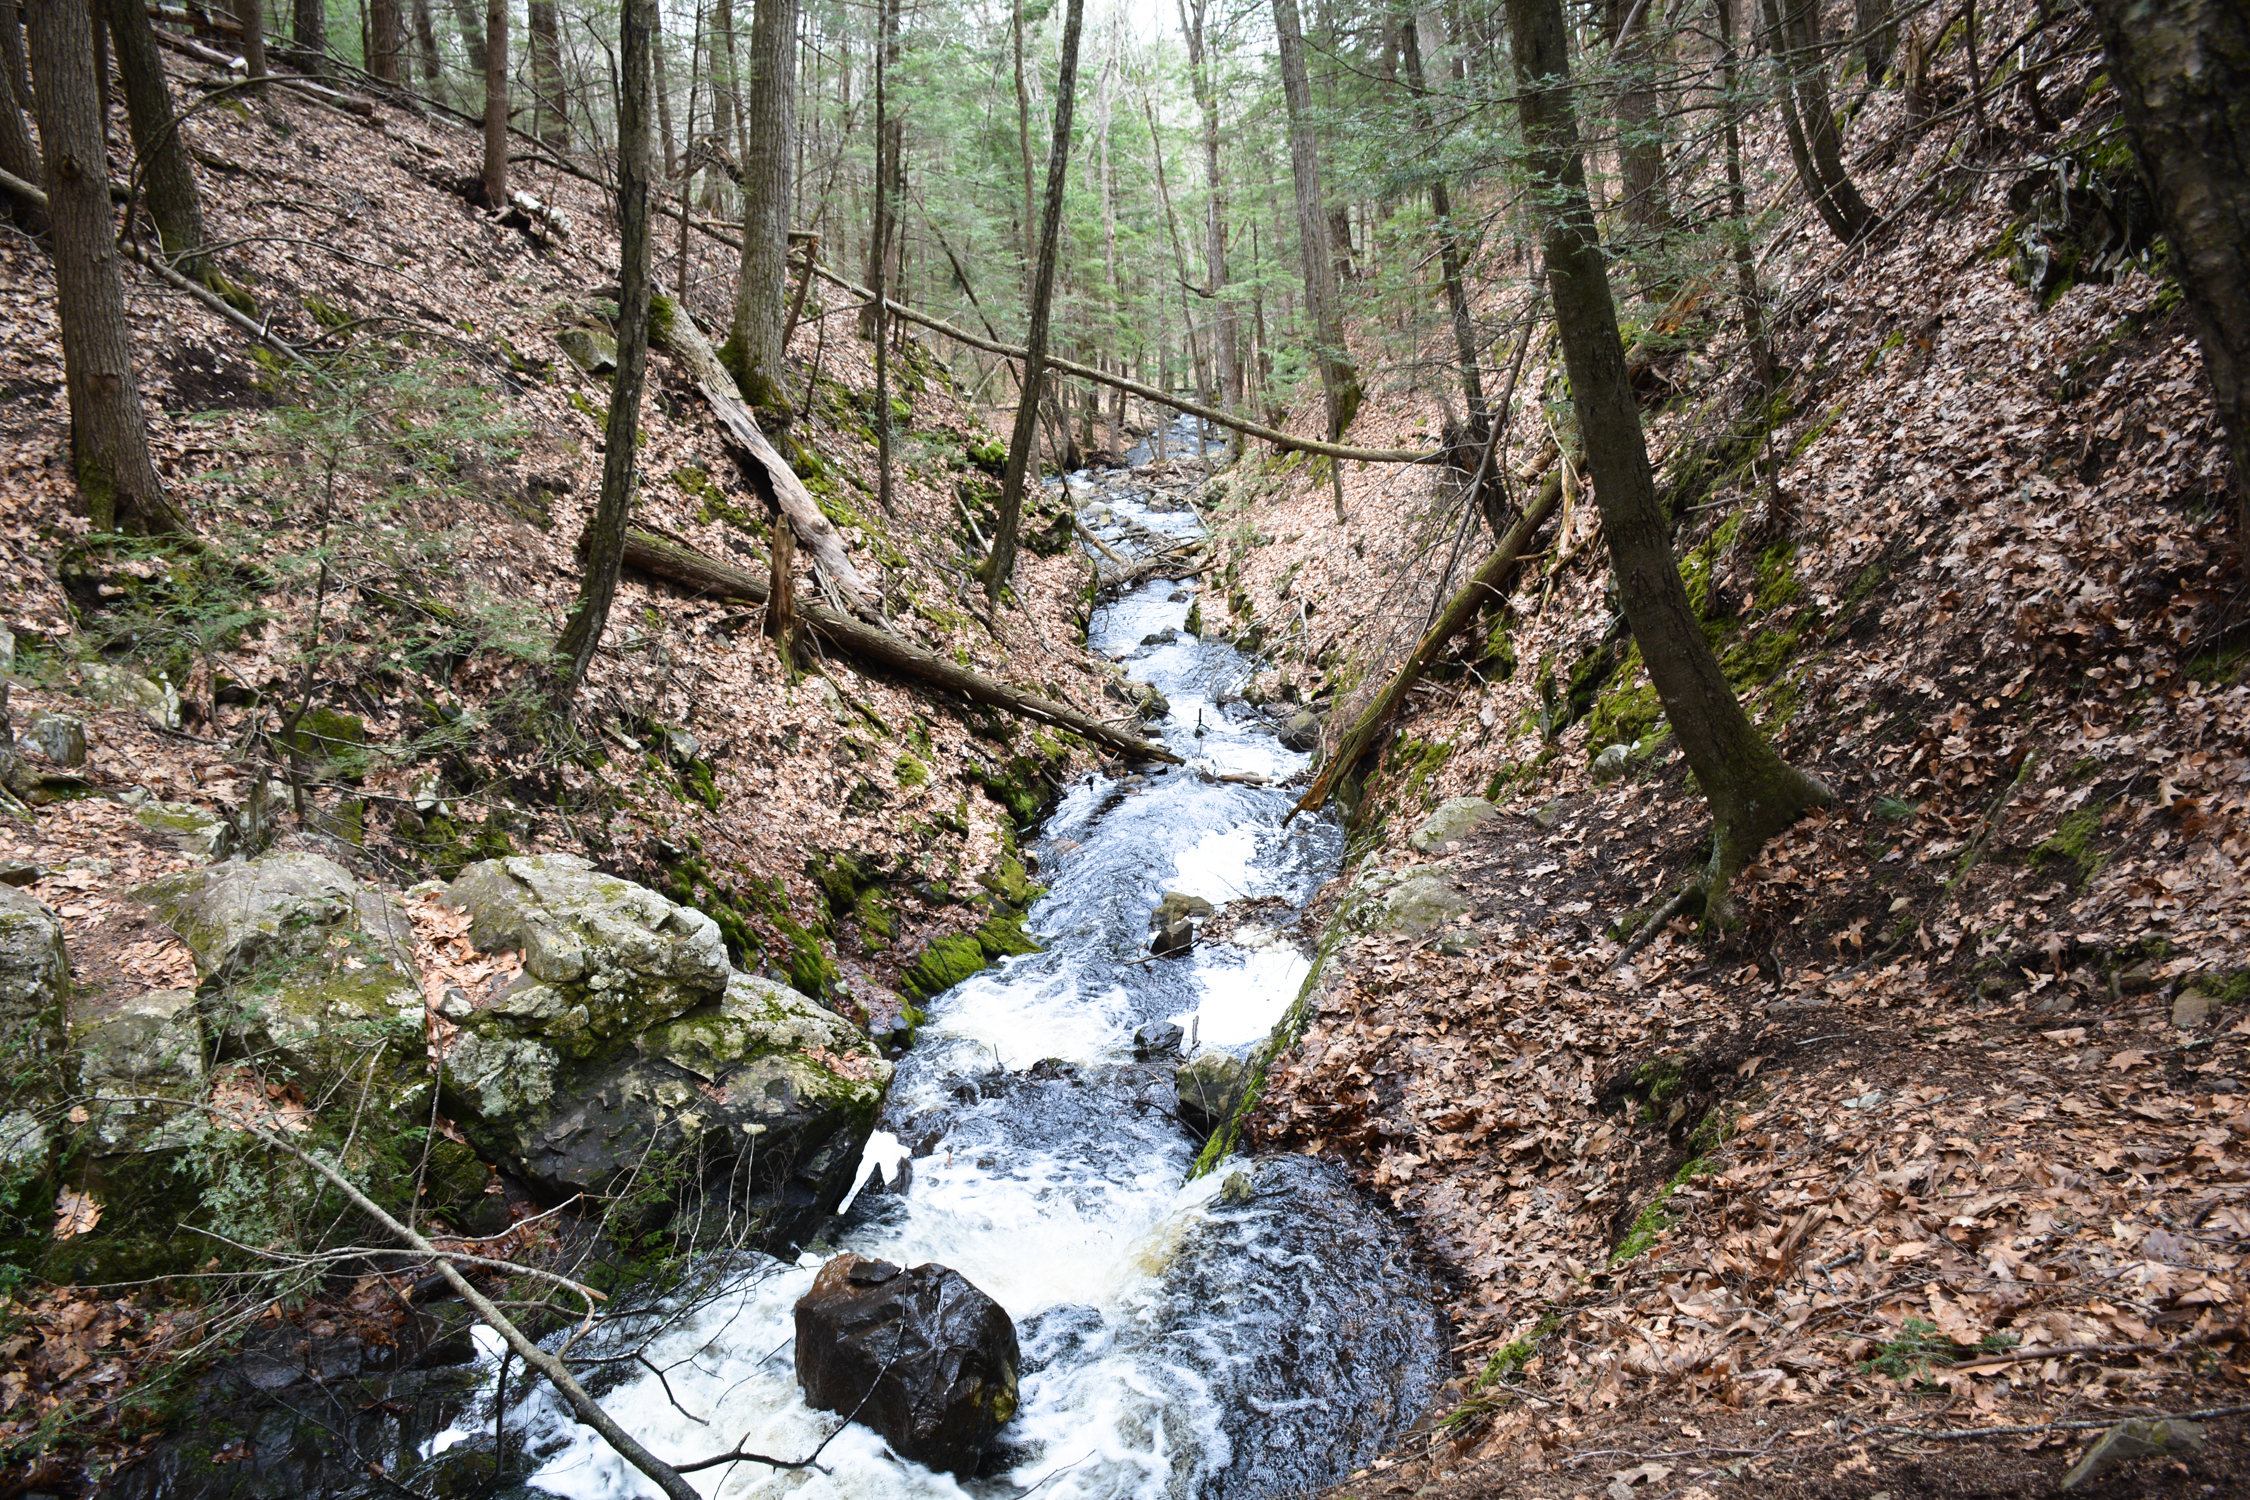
[1277,708,1323,752]
[1176,1049,1248,1136]
[795,1253,1021,1477]
[1149,890,1213,956]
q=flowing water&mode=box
[451,424,1449,1499]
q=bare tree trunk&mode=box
[1604,0,1673,243]
[409,0,440,91]
[291,0,324,71]
[1505,0,1827,920]
[553,0,656,703]
[1716,0,1774,395]
[367,0,401,81]
[721,0,797,415]
[26,0,184,534]
[985,0,1083,600]
[529,0,565,149]
[237,0,267,88]
[1398,4,1484,438]
[652,6,673,177]
[1856,0,1894,79]
[1271,0,1359,444]
[481,0,505,206]
[1011,0,1033,270]
[0,1,47,234]
[99,0,208,276]
[2086,0,2250,550]
[448,0,486,81]
[1760,0,1874,244]
[1180,0,1238,451]
[870,0,896,510]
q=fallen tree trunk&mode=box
[1289,461,1566,819]
[812,263,1440,467]
[650,288,871,614]
[149,25,379,115]
[621,529,1179,763]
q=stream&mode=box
[449,424,1450,1499]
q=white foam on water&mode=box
[836,1130,910,1215]
[1171,944,1313,1049]
[924,958,1132,1070]
[1168,826,1284,906]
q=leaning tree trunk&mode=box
[2085,0,2250,553]
[100,0,209,277]
[1761,0,1874,245]
[721,0,799,417]
[1504,0,1827,920]
[26,0,185,535]
[985,0,1084,601]
[0,0,47,235]
[481,0,505,208]
[1272,0,1360,445]
[552,0,655,703]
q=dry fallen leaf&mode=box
[53,1189,102,1240]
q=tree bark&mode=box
[1181,0,1239,450]
[1760,0,1874,244]
[1398,4,1483,438]
[719,0,797,414]
[409,0,440,91]
[367,0,401,82]
[1010,0,1033,271]
[0,0,47,234]
[448,0,486,82]
[27,0,184,534]
[528,0,564,149]
[1271,0,1359,443]
[2086,0,2250,550]
[100,0,209,275]
[1716,0,1774,394]
[480,0,504,207]
[291,0,322,71]
[652,4,673,177]
[1603,0,1673,243]
[984,0,1082,601]
[1505,0,1827,918]
[1856,0,1894,79]
[237,0,266,88]
[552,0,655,703]
[868,0,895,507]
[619,530,1178,761]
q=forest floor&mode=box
[1195,20,2250,1498]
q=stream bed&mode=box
[450,433,1450,1499]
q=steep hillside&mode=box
[1190,12,2250,1496]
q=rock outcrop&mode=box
[1343,865,1471,936]
[0,884,69,1169]
[438,854,890,1246]
[136,852,426,1099]
[1408,795,1499,853]
[794,1253,1020,1477]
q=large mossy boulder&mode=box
[72,989,205,1155]
[0,885,69,1176]
[1409,796,1499,853]
[135,852,425,1101]
[439,855,890,1247]
[1344,865,1472,937]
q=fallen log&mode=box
[1288,461,1567,820]
[811,263,1442,468]
[150,25,380,116]
[649,288,871,614]
[620,530,1179,763]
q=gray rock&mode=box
[135,852,423,1092]
[73,989,205,1153]
[554,327,618,375]
[1410,796,1499,853]
[83,663,180,732]
[132,799,233,862]
[1344,867,1472,937]
[19,711,87,768]
[1176,1050,1247,1136]
[0,625,12,672]
[0,884,68,1093]
[1149,891,1214,958]
[794,1254,1020,1478]
[1133,1021,1185,1060]
[2060,1417,2204,1490]
[1590,742,1633,783]
[1529,799,1566,829]
[1277,709,1322,752]
[2174,991,2213,1029]
[439,857,889,1245]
